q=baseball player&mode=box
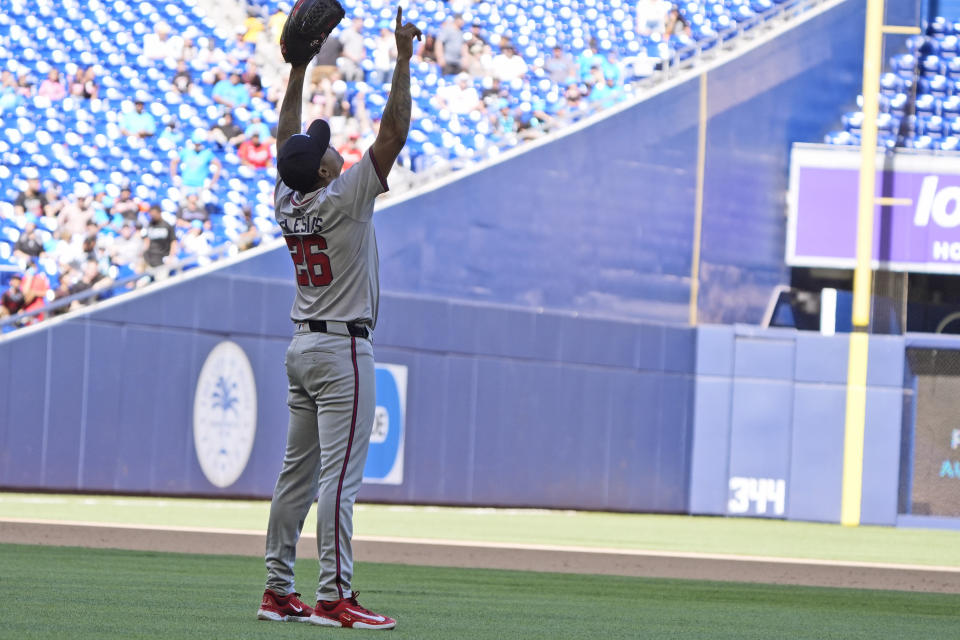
[256,6,421,631]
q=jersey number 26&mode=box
[286,235,333,287]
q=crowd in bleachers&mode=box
[0,0,797,329]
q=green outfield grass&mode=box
[1,544,958,640]
[3,492,960,567]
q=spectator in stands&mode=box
[268,4,289,44]
[336,132,363,170]
[556,82,588,124]
[108,221,144,271]
[68,66,99,100]
[18,263,50,323]
[181,36,199,61]
[635,0,671,36]
[589,74,622,110]
[212,72,251,109]
[665,7,693,42]
[44,182,66,220]
[0,70,20,113]
[466,23,488,52]
[463,25,491,76]
[57,183,95,237]
[181,220,213,260]
[347,85,373,132]
[327,82,358,131]
[90,184,110,223]
[491,43,528,82]
[232,25,256,61]
[243,10,266,44]
[16,73,34,98]
[109,186,140,223]
[211,111,245,148]
[81,221,104,263]
[543,46,577,85]
[238,132,273,169]
[602,50,623,86]
[493,99,518,138]
[242,61,264,99]
[578,39,605,81]
[170,133,221,195]
[436,14,467,75]
[14,172,52,218]
[195,36,226,67]
[244,113,272,143]
[177,192,208,228]
[586,64,606,91]
[338,17,366,82]
[48,266,76,316]
[159,117,185,146]
[38,68,66,101]
[234,204,261,252]
[68,70,85,99]
[143,22,183,61]
[49,229,85,271]
[415,33,439,65]
[371,25,398,85]
[311,36,342,85]
[0,275,25,319]
[481,77,508,106]
[520,96,559,139]
[120,100,157,138]
[142,205,177,271]
[66,258,108,307]
[307,75,338,121]
[172,60,192,94]
[437,73,484,114]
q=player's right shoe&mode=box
[256,590,314,623]
[309,592,397,629]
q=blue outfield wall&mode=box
[0,248,928,526]
[688,326,907,526]
[0,253,696,512]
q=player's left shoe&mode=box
[309,592,397,629]
[256,590,314,623]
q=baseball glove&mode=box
[280,0,346,66]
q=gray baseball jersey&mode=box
[265,148,389,604]
[274,150,388,328]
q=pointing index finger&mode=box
[396,6,402,28]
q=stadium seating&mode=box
[825,17,960,151]
[0,0,809,324]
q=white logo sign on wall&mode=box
[193,341,258,488]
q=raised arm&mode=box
[371,7,421,176]
[276,64,308,153]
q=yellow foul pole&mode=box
[840,0,886,527]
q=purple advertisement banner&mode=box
[787,145,960,273]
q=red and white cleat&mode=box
[310,592,397,630]
[256,590,314,623]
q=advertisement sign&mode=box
[363,363,407,485]
[906,349,960,517]
[787,145,960,274]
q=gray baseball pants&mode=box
[264,327,375,602]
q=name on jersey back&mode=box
[279,213,324,235]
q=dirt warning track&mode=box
[3,517,960,594]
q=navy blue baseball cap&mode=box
[277,119,332,193]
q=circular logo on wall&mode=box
[193,341,257,488]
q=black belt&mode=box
[299,320,369,339]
